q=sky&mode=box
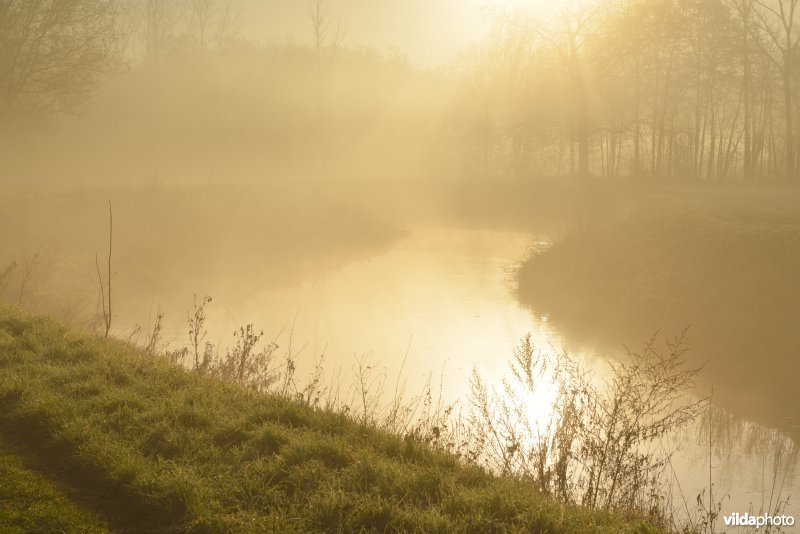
[239,0,493,67]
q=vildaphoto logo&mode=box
[722,512,795,529]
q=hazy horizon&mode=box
[239,0,491,67]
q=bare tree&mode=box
[500,0,607,178]
[185,0,215,52]
[554,2,598,179]
[752,0,800,179]
[0,0,120,120]
[214,0,241,53]
[117,0,144,63]
[184,0,241,53]
[308,0,345,138]
[141,0,179,61]
[729,0,758,178]
[309,0,346,69]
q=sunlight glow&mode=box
[480,0,553,15]
[511,369,560,436]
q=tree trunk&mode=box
[743,21,753,179]
[578,114,590,179]
[783,66,795,179]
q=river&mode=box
[154,224,797,523]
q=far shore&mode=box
[514,183,800,439]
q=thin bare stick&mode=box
[107,200,112,337]
[95,201,113,338]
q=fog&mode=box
[1,0,799,528]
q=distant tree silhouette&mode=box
[182,0,241,53]
[0,0,120,121]
[752,0,800,179]
[308,0,346,141]
[309,0,346,69]
[140,0,178,61]
[459,0,800,181]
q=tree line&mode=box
[4,0,800,182]
[453,0,800,181]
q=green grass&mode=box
[0,304,660,533]
[0,441,109,533]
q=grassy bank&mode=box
[0,304,659,533]
[0,440,109,533]
[516,184,800,439]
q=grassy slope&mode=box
[516,185,800,438]
[0,305,657,533]
[0,441,109,533]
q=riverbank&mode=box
[0,184,402,330]
[0,304,661,532]
[516,183,800,438]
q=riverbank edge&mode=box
[515,193,800,439]
[0,303,662,533]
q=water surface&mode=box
[159,224,798,522]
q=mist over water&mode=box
[2,0,799,529]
